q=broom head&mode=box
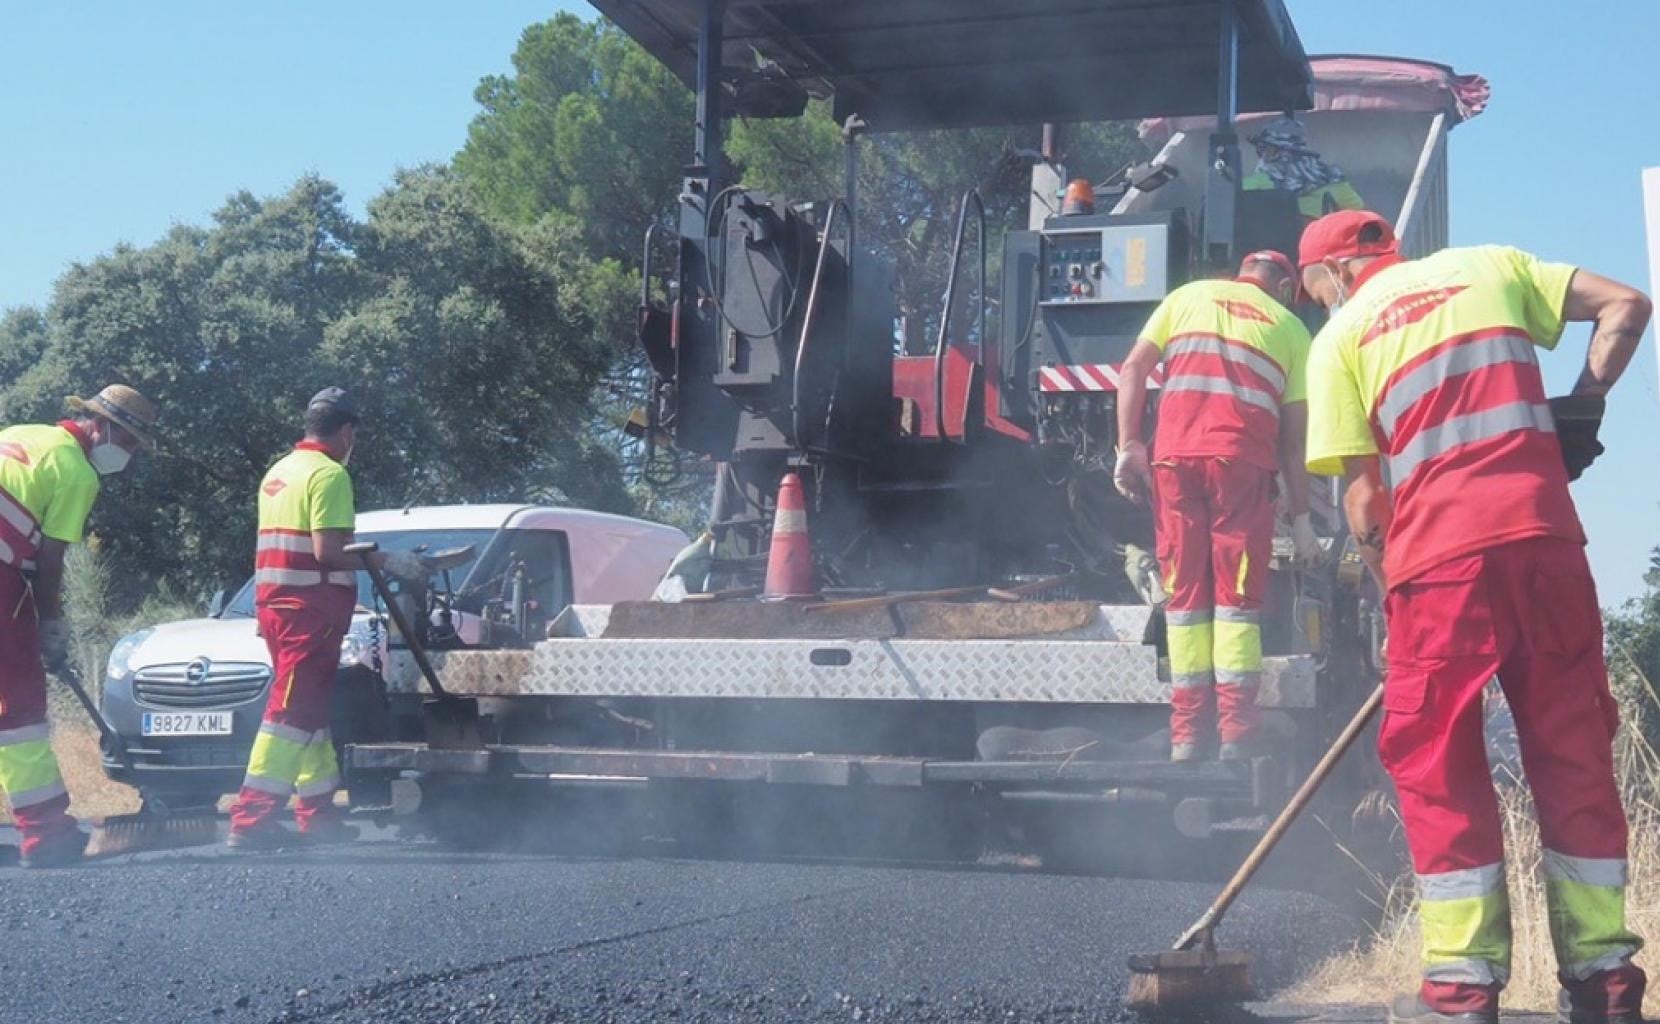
[1126,948,1255,1011]
[85,811,221,859]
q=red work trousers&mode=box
[0,567,77,857]
[228,603,347,834]
[1381,537,1643,1016]
[1153,457,1275,746]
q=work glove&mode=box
[1548,394,1606,482]
[381,550,428,583]
[39,617,71,674]
[1290,513,1324,568]
[1113,440,1152,505]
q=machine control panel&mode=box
[1039,222,1170,306]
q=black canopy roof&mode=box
[590,0,1314,131]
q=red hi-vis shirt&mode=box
[1139,278,1310,470]
[1305,245,1582,586]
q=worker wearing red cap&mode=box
[226,388,424,850]
[1299,209,1651,1024]
[1116,251,1323,762]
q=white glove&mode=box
[381,550,428,583]
[1113,440,1152,504]
[1291,513,1324,568]
[39,617,71,673]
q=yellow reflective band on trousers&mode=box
[1543,850,1643,980]
[0,725,66,810]
[1419,863,1512,985]
[1165,609,1213,687]
[242,721,337,799]
[1213,608,1261,685]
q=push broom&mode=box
[1126,681,1385,1011]
[56,662,221,857]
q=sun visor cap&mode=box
[306,386,360,423]
[1298,210,1398,269]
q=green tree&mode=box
[1607,546,1660,710]
[0,171,630,600]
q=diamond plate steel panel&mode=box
[388,638,1316,708]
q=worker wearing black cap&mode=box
[226,388,423,849]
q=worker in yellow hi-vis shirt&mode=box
[0,385,159,868]
[226,388,424,850]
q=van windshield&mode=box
[219,529,496,618]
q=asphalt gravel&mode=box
[0,825,1362,1024]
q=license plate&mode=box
[141,712,233,737]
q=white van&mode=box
[97,504,686,806]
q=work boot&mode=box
[1558,967,1648,1024]
[225,821,299,852]
[19,828,88,869]
[1386,994,1498,1024]
[299,819,360,846]
[1170,742,1202,763]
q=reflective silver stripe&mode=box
[1562,947,1641,982]
[256,567,323,587]
[1389,401,1555,489]
[295,775,340,799]
[1214,668,1262,688]
[774,508,806,534]
[241,773,295,797]
[325,571,355,587]
[1418,862,1505,901]
[0,487,40,545]
[1543,850,1628,888]
[1166,609,1213,627]
[1424,958,1507,986]
[1163,375,1280,417]
[1214,607,1260,626]
[0,723,51,747]
[8,778,68,809]
[1165,335,1287,395]
[259,721,314,746]
[1375,333,1538,437]
[256,532,313,554]
[1171,672,1214,690]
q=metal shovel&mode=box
[344,542,484,751]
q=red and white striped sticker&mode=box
[1037,364,1164,393]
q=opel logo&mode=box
[185,657,212,684]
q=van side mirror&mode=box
[207,589,228,618]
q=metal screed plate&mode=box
[386,604,1316,708]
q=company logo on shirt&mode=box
[1359,285,1469,348]
[1214,299,1275,325]
[262,478,287,497]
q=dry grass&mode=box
[1291,664,1660,1014]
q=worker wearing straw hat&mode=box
[0,384,157,868]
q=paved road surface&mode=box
[0,825,1361,1024]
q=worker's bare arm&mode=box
[33,538,68,620]
[1277,401,1312,517]
[1114,339,1164,447]
[1562,269,1652,396]
[1341,455,1390,591]
[313,528,384,573]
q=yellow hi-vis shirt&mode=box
[1139,277,1311,470]
[0,423,100,567]
[254,443,356,614]
[1304,245,1582,586]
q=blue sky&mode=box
[2,2,1656,604]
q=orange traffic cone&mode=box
[762,471,815,599]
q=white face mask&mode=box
[1322,264,1349,314]
[89,441,132,476]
